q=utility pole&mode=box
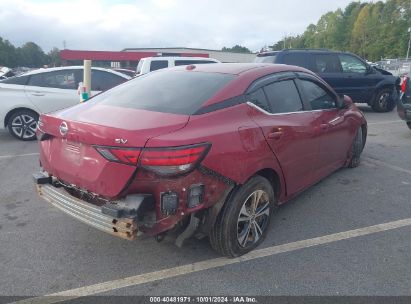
[407,27,411,61]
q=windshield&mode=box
[92,70,235,115]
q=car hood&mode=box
[374,67,393,76]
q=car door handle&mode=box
[268,130,283,140]
[31,92,45,96]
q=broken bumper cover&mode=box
[35,182,138,240]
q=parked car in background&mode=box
[0,67,15,80]
[0,66,130,140]
[34,63,367,257]
[254,49,401,112]
[398,74,411,129]
[135,56,220,75]
[112,68,136,78]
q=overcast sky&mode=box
[0,0,358,52]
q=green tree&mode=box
[17,42,47,68]
[47,47,61,67]
[221,45,252,53]
[351,4,372,58]
[269,0,411,61]
[0,37,18,67]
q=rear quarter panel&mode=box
[146,103,287,200]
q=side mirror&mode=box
[339,95,353,109]
[366,65,374,74]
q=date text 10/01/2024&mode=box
[149,297,257,303]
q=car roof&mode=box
[257,49,361,57]
[22,66,131,79]
[169,63,319,108]
[170,62,312,75]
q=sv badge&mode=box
[115,138,128,144]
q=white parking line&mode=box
[0,152,39,159]
[363,157,411,175]
[13,217,411,304]
[367,120,403,125]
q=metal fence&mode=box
[376,59,411,76]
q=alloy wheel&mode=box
[237,190,270,248]
[11,114,37,139]
[378,92,390,110]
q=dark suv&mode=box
[255,49,400,112]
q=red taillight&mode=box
[94,143,210,175]
[140,146,206,166]
[95,147,141,165]
[141,143,210,175]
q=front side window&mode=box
[299,79,337,110]
[28,70,76,89]
[93,70,235,115]
[314,54,342,73]
[338,54,367,74]
[263,80,303,114]
[150,60,168,72]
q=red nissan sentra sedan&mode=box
[34,63,367,257]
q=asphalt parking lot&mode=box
[1,105,411,303]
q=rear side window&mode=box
[247,88,270,112]
[91,70,126,91]
[28,70,76,89]
[299,80,337,110]
[263,80,303,113]
[75,70,127,91]
[313,54,342,73]
[283,53,307,68]
[94,70,235,115]
[175,60,215,66]
[0,75,29,85]
[150,60,168,72]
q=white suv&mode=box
[136,56,220,75]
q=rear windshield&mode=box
[94,70,235,115]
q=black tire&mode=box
[7,110,39,141]
[209,176,276,257]
[371,88,396,112]
[407,122,411,130]
[347,127,364,168]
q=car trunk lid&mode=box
[38,103,189,198]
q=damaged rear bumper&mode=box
[35,182,138,240]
